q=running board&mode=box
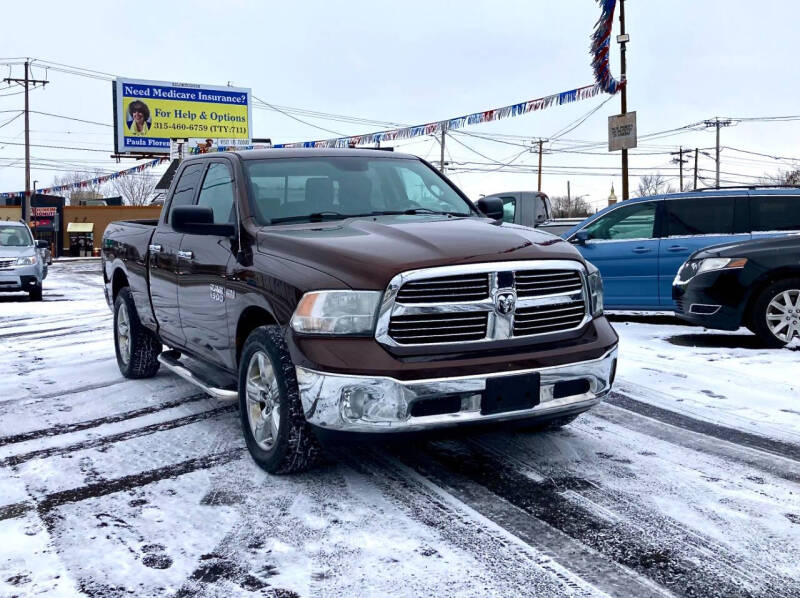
[158,350,239,401]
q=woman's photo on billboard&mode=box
[127,100,150,136]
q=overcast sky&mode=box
[2,0,799,210]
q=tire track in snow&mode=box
[1,405,236,467]
[0,393,208,447]
[398,439,795,598]
[606,391,800,463]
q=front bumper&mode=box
[296,346,617,432]
[0,269,40,293]
[672,270,746,331]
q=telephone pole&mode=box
[703,117,733,188]
[439,125,447,174]
[618,0,629,200]
[3,60,48,223]
[670,146,690,191]
[693,148,699,190]
[537,139,545,191]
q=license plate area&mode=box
[481,372,541,415]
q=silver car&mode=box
[0,221,47,301]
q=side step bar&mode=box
[157,350,238,401]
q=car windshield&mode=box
[244,156,474,225]
[0,225,33,247]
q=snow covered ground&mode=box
[1,262,799,597]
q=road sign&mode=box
[608,111,637,152]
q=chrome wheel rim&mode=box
[766,289,800,343]
[245,351,281,450]
[116,302,131,365]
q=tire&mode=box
[750,278,800,348]
[238,325,321,474]
[29,285,42,301]
[113,287,161,378]
[515,413,581,432]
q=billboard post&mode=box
[113,78,252,157]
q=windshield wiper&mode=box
[270,211,355,224]
[401,208,470,216]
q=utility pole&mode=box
[618,0,629,200]
[567,180,571,202]
[693,148,699,190]
[670,146,690,191]
[3,60,48,223]
[439,125,447,174]
[703,117,733,188]
[537,139,544,191]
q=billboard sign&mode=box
[113,78,252,155]
[608,111,637,152]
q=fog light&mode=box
[340,385,406,423]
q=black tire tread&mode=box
[114,287,161,379]
[239,325,321,474]
[29,285,42,301]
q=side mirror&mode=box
[36,240,49,249]
[171,205,236,237]
[476,197,504,221]
[573,230,590,245]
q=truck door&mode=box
[178,161,237,370]
[149,162,205,347]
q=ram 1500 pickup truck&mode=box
[102,149,618,473]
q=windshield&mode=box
[244,156,474,224]
[0,225,33,247]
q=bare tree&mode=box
[110,172,158,206]
[550,195,592,218]
[760,169,800,186]
[51,170,105,205]
[636,172,676,197]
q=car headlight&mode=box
[675,257,747,284]
[291,290,382,335]
[15,255,38,266]
[586,263,604,316]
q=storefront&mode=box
[67,222,95,257]
[30,195,66,257]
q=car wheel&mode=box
[751,278,800,348]
[238,325,321,474]
[114,287,161,378]
[29,285,42,301]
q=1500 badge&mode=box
[210,284,235,302]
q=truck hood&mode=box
[256,215,584,289]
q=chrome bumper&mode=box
[296,347,617,432]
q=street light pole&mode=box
[618,0,629,200]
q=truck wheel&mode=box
[751,278,800,348]
[238,326,321,474]
[29,285,42,301]
[114,287,161,378]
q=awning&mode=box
[67,222,94,233]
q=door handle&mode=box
[148,244,162,253]
[177,250,194,260]
[667,245,689,252]
[632,246,651,254]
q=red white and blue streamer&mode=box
[0,158,168,199]
[591,0,625,94]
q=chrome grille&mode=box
[396,273,490,304]
[379,261,589,348]
[0,258,14,270]
[388,312,488,344]
[515,270,582,297]
[514,301,586,337]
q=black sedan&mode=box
[673,234,800,347]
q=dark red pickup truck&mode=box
[102,148,618,473]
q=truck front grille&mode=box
[513,301,586,337]
[388,312,488,344]
[380,261,589,347]
[514,270,582,297]
[396,273,490,304]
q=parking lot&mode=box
[1,261,799,597]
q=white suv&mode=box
[0,221,47,301]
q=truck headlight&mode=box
[15,255,38,266]
[291,290,382,335]
[587,263,604,316]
